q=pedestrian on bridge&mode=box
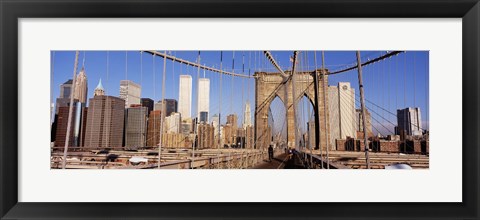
[268,145,274,162]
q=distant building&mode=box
[93,79,105,97]
[162,133,186,149]
[180,118,193,135]
[223,124,234,148]
[212,114,220,148]
[146,110,162,147]
[243,101,252,129]
[124,106,148,149]
[355,109,373,138]
[154,99,178,117]
[226,114,238,147]
[328,82,357,148]
[54,102,88,148]
[52,79,75,143]
[397,107,422,136]
[140,98,154,115]
[74,68,88,104]
[84,95,125,148]
[236,127,246,148]
[165,112,181,134]
[199,111,208,124]
[178,75,192,119]
[60,79,73,99]
[197,123,214,149]
[197,78,210,120]
[119,80,141,108]
[245,125,254,149]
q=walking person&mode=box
[268,145,274,162]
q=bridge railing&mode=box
[296,150,350,169]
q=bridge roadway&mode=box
[253,152,306,169]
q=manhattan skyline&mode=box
[51,50,429,136]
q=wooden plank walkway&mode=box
[253,153,290,169]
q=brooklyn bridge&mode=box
[50,50,429,169]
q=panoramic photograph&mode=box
[50,50,429,169]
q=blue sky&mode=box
[51,50,428,136]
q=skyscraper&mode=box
[178,75,192,119]
[397,107,422,136]
[197,123,214,149]
[52,79,74,142]
[355,109,373,138]
[140,98,154,115]
[328,82,357,148]
[165,112,181,134]
[54,102,88,148]
[84,83,125,148]
[226,114,238,148]
[146,110,162,147]
[55,79,74,114]
[199,111,208,123]
[154,99,178,117]
[197,78,210,120]
[125,106,148,149]
[212,114,220,148]
[74,67,88,104]
[119,80,141,108]
[59,79,73,99]
[94,79,105,97]
[243,101,252,129]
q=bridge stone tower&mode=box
[254,70,330,150]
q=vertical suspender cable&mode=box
[321,51,330,169]
[158,51,167,169]
[313,51,323,169]
[62,51,79,169]
[219,52,223,149]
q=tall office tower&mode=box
[236,128,246,148]
[52,79,75,142]
[154,99,178,117]
[146,110,162,147]
[84,85,125,148]
[328,82,357,148]
[355,109,373,139]
[197,123,214,149]
[212,114,220,148]
[74,67,88,104]
[53,102,88,148]
[60,79,73,99]
[119,80,141,108]
[180,118,193,135]
[165,112,181,134]
[243,101,252,129]
[197,78,210,121]
[245,125,254,149]
[124,106,148,149]
[94,79,105,97]
[140,98,154,115]
[226,114,238,148]
[178,75,192,119]
[227,114,238,128]
[397,107,422,136]
[199,111,208,124]
[55,79,74,114]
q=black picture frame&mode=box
[1,0,479,219]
